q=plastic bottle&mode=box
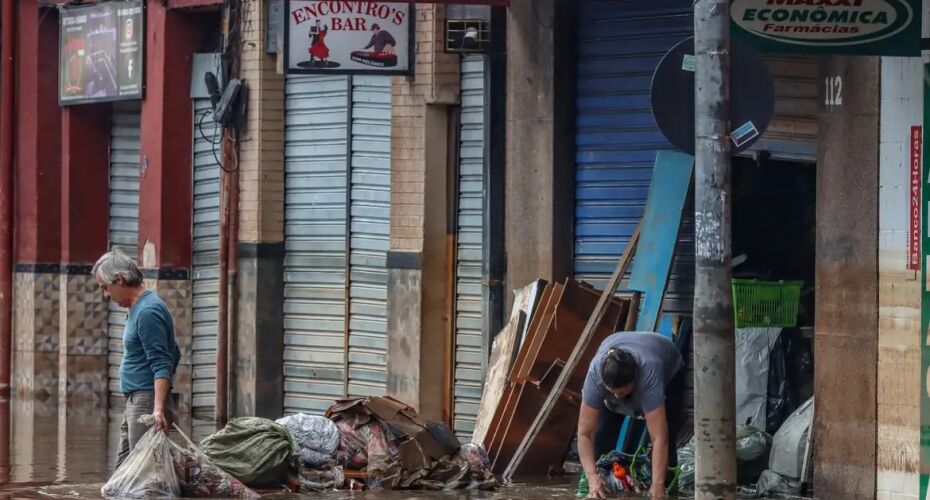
[613,463,636,492]
[576,474,589,498]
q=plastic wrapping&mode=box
[102,417,184,498]
[200,417,297,485]
[183,446,260,498]
[276,413,340,467]
[736,327,781,430]
[767,331,813,434]
[736,425,772,485]
[677,438,696,491]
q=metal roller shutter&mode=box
[347,76,392,397]
[108,101,142,401]
[574,1,818,318]
[453,55,487,441]
[743,56,819,163]
[191,98,221,423]
[284,76,351,415]
[574,0,694,314]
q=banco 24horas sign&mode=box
[285,1,412,75]
[730,0,920,55]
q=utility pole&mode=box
[693,0,737,499]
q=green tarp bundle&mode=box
[201,417,297,486]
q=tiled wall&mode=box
[876,56,922,500]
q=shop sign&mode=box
[730,0,920,56]
[911,126,921,270]
[285,1,412,75]
[59,0,145,105]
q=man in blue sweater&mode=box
[93,249,181,469]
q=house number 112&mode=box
[825,76,843,107]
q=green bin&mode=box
[731,279,803,328]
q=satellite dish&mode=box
[650,36,775,155]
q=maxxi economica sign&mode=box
[730,0,921,56]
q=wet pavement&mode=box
[0,397,598,499]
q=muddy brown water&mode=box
[0,399,600,499]
[3,400,798,499]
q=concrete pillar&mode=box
[58,105,111,410]
[12,0,63,404]
[233,0,285,418]
[386,4,460,421]
[136,2,200,421]
[814,55,880,498]
[503,0,575,308]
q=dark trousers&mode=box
[594,368,687,470]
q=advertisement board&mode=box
[60,0,144,105]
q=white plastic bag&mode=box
[276,413,340,467]
[101,417,184,498]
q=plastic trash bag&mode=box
[101,417,184,498]
[276,413,340,467]
[736,425,772,485]
[736,327,781,430]
[201,417,297,485]
[677,438,696,491]
[182,444,261,498]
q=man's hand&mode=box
[587,474,608,498]
[153,408,168,433]
[649,482,666,498]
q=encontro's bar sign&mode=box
[730,0,920,55]
[285,1,412,75]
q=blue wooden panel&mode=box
[628,151,694,332]
[574,0,695,314]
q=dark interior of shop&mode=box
[731,155,815,434]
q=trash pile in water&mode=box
[102,397,497,498]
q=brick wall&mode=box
[239,0,285,244]
[876,56,921,500]
[389,4,459,252]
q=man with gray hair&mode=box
[93,248,181,468]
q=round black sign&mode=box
[650,36,775,155]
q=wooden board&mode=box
[471,311,525,445]
[502,226,641,480]
[628,150,694,332]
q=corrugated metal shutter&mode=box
[744,56,819,163]
[574,2,818,316]
[284,76,350,415]
[108,101,142,400]
[191,98,221,422]
[574,0,694,314]
[453,55,487,441]
[347,76,391,398]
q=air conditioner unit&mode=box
[445,19,490,53]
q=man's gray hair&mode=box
[93,248,145,287]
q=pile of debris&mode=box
[102,397,497,498]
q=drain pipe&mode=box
[0,0,16,404]
[216,137,230,428]
[0,0,15,484]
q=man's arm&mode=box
[363,35,375,50]
[644,403,669,497]
[578,402,607,498]
[138,309,175,433]
[153,378,170,432]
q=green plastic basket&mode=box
[731,279,803,328]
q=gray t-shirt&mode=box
[581,331,683,417]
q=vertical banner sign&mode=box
[285,1,413,75]
[912,126,922,270]
[59,0,145,105]
[920,64,930,500]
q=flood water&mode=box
[0,396,594,499]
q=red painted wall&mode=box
[60,106,110,264]
[137,1,198,269]
[15,1,61,264]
